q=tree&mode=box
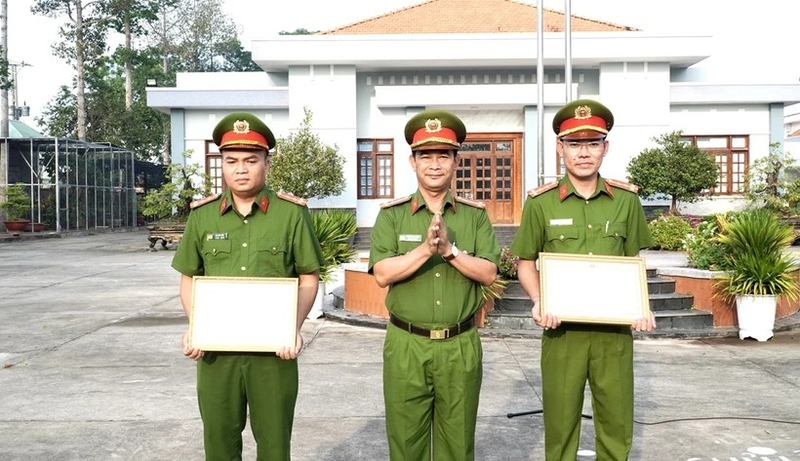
[627,130,718,214]
[745,142,800,215]
[32,0,109,141]
[279,28,318,35]
[268,108,346,200]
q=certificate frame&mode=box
[189,276,298,352]
[538,252,650,325]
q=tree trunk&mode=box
[75,0,87,141]
[671,196,679,215]
[124,14,132,110]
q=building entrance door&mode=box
[453,133,522,224]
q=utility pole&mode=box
[1,0,9,201]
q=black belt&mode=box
[389,314,475,340]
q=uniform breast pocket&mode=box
[545,226,579,247]
[202,240,232,272]
[600,223,627,254]
[256,240,290,276]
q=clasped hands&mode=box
[425,212,454,258]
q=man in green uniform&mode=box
[510,99,656,461]
[369,109,500,461]
[171,112,324,461]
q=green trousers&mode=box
[197,352,298,461]
[541,324,634,461]
[383,323,482,461]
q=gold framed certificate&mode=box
[189,276,298,352]
[538,252,650,325]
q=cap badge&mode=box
[574,105,592,120]
[232,119,250,134]
[424,118,443,133]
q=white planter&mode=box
[307,281,326,319]
[735,294,777,341]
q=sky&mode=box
[6,0,800,131]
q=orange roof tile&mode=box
[321,0,637,35]
[790,129,800,138]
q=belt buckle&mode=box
[429,328,449,340]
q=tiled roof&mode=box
[789,128,800,138]
[321,0,637,35]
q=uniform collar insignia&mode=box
[558,183,569,201]
[411,197,420,213]
[603,179,615,198]
[259,195,269,213]
[219,196,229,214]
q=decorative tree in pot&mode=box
[1,183,32,233]
[714,209,800,341]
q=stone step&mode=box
[648,293,694,311]
[484,308,714,332]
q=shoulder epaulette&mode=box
[380,195,413,209]
[455,196,486,209]
[527,181,559,198]
[277,191,308,206]
[605,178,639,194]
[190,194,221,209]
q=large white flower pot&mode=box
[735,294,777,341]
[307,281,326,319]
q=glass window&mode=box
[357,139,394,199]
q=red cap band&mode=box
[219,130,269,151]
[410,127,459,149]
[557,115,609,138]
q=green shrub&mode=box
[312,209,357,282]
[684,216,729,270]
[648,215,692,251]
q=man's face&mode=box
[409,149,458,193]
[557,131,608,182]
[221,149,268,197]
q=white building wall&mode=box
[287,65,358,210]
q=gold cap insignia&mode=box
[424,118,442,133]
[574,105,592,120]
[232,119,250,134]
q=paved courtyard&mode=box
[0,229,799,460]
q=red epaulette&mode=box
[380,195,413,209]
[277,191,308,206]
[455,196,486,209]
[605,178,640,194]
[189,194,221,209]
[527,181,559,198]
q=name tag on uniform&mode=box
[206,233,229,241]
[399,234,422,242]
[549,218,573,226]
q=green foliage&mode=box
[744,142,800,215]
[684,216,729,270]
[498,247,519,280]
[647,214,692,251]
[311,210,357,282]
[714,209,800,299]
[268,108,346,200]
[279,28,318,35]
[627,131,718,214]
[140,151,211,221]
[0,184,31,221]
[0,47,11,91]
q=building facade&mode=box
[146,0,800,226]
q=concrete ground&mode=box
[1,229,799,460]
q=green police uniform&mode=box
[172,185,323,461]
[369,190,499,461]
[510,175,653,461]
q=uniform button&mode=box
[242,243,248,248]
[212,248,217,255]
[585,200,589,204]
[243,219,249,224]
[588,252,593,256]
[241,266,246,271]
[436,300,441,306]
[272,246,277,251]
[587,224,593,229]
[615,232,619,237]
[435,272,441,278]
[559,235,565,240]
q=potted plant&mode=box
[714,209,800,341]
[309,209,357,318]
[1,183,31,234]
[140,150,211,250]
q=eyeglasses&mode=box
[561,139,606,153]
